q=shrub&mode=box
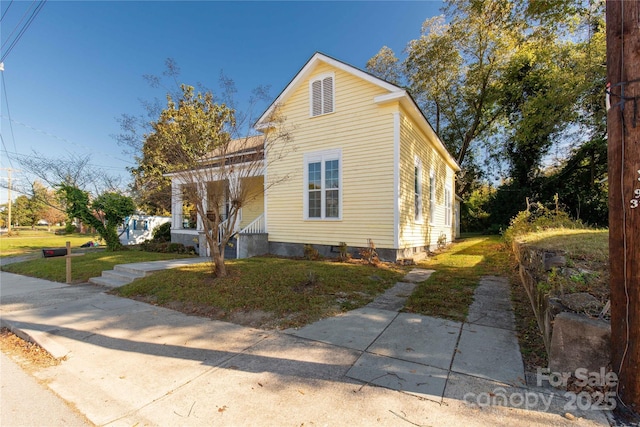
[359,239,379,265]
[303,244,320,260]
[140,240,194,254]
[338,242,350,262]
[503,201,584,245]
[153,221,171,242]
[167,242,184,253]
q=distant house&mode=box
[119,215,171,246]
[170,52,460,261]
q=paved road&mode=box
[0,352,91,426]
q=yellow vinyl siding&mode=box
[239,176,264,230]
[266,63,396,249]
[398,109,456,249]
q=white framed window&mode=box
[444,184,452,226]
[310,73,334,117]
[414,157,423,222]
[429,171,436,224]
[304,149,342,220]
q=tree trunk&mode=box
[207,234,227,278]
[606,0,640,413]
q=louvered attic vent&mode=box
[311,75,334,116]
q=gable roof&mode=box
[256,52,460,172]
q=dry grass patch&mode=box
[114,257,405,329]
[0,328,60,372]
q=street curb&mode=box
[1,318,70,359]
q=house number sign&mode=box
[632,169,640,209]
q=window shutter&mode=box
[322,76,333,114]
[312,80,322,116]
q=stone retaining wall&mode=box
[512,241,610,373]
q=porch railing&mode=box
[239,214,265,234]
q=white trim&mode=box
[164,160,264,182]
[393,112,400,248]
[374,91,406,105]
[303,148,342,220]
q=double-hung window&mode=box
[310,73,334,117]
[304,149,341,220]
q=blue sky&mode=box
[1,0,444,202]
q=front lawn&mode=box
[1,250,195,283]
[0,228,100,257]
[114,257,405,329]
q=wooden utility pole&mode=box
[606,0,640,412]
[1,167,14,231]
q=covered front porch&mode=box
[169,175,267,259]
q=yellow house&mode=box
[170,52,460,261]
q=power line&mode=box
[0,133,14,168]
[0,0,15,23]
[0,115,136,166]
[1,72,18,153]
[1,0,47,63]
[0,146,131,172]
[0,1,35,51]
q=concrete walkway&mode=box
[0,263,610,426]
[285,275,525,401]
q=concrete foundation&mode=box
[237,233,269,258]
[268,241,432,262]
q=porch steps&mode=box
[88,257,210,289]
[88,265,148,288]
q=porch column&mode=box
[171,180,182,230]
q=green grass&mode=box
[1,250,195,283]
[0,228,100,257]
[517,228,608,264]
[115,257,405,329]
[405,235,513,322]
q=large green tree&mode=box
[59,185,135,251]
[368,0,607,228]
[404,0,523,194]
[11,195,31,227]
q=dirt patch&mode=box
[129,296,277,329]
[0,328,60,372]
[509,276,548,371]
[228,309,275,328]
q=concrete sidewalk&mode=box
[0,265,610,426]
